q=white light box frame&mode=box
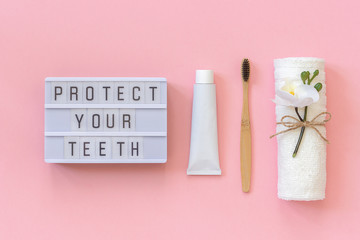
[44,77,167,163]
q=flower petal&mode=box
[275,80,321,108]
[294,84,320,103]
[292,97,315,108]
[272,97,293,106]
[275,88,298,106]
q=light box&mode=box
[44,77,167,163]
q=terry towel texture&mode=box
[274,57,327,201]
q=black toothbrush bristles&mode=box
[242,58,250,82]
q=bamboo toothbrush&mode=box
[241,58,252,193]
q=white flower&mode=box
[275,79,319,108]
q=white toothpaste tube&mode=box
[187,70,221,175]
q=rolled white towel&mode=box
[274,57,327,201]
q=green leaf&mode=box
[313,70,319,78]
[301,71,308,84]
[309,69,320,84]
[314,83,322,92]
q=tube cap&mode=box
[196,70,214,83]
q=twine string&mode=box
[270,112,332,143]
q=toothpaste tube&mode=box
[187,70,221,175]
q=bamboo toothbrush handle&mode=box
[241,81,251,192]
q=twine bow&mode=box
[270,112,332,143]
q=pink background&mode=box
[1,0,360,239]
